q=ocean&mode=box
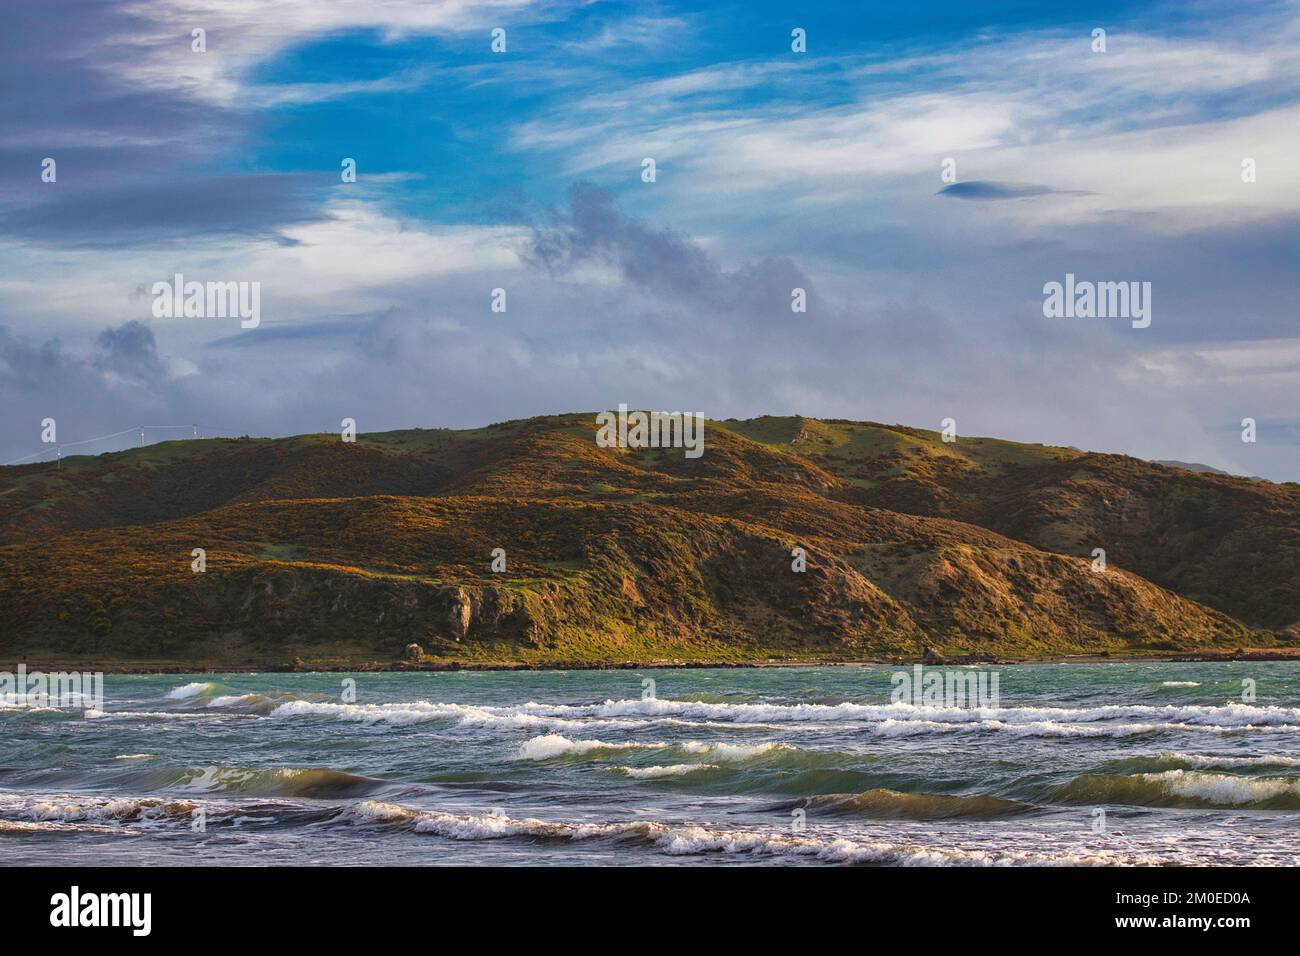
[3,663,1299,866]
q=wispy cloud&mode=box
[510,22,1300,226]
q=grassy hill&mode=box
[1,413,1295,667]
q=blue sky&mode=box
[1,0,1298,480]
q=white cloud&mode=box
[562,15,689,53]
[0,199,528,344]
[245,200,526,300]
[511,22,1300,227]
[113,0,573,106]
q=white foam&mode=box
[335,800,416,825]
[335,800,1166,866]
[264,699,774,733]
[677,740,788,761]
[0,693,67,712]
[614,764,718,778]
[268,700,470,726]
[518,735,789,762]
[84,709,259,721]
[88,692,1300,739]
[207,694,258,707]
[518,735,655,760]
[873,718,968,737]
[0,819,131,834]
[0,793,195,825]
[1140,769,1300,805]
[1157,751,1300,769]
[502,697,1300,729]
[165,682,216,700]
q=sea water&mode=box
[2,663,1298,866]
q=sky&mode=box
[1,0,1297,480]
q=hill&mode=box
[0,413,1295,667]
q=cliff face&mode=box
[0,414,1293,664]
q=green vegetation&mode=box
[0,412,1295,667]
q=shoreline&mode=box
[5,649,1298,675]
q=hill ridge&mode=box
[1,413,1295,665]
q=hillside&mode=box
[0,413,1295,667]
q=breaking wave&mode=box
[508,697,1300,728]
[165,682,221,700]
[613,764,718,779]
[331,800,1160,866]
[115,694,1300,741]
[789,789,1029,820]
[1056,770,1300,809]
[1113,752,1300,772]
[263,699,780,732]
[174,765,383,797]
[518,735,654,759]
[518,734,791,762]
[0,794,198,825]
